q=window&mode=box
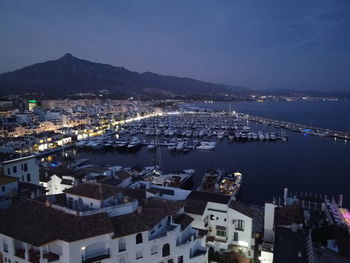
[27,173,31,182]
[236,220,244,231]
[7,168,10,175]
[151,245,158,255]
[24,163,28,172]
[21,176,24,181]
[178,256,183,263]
[136,233,143,244]
[162,244,170,257]
[216,217,219,220]
[224,218,227,222]
[13,166,17,173]
[210,214,214,220]
[168,260,173,263]
[2,186,5,192]
[233,232,238,241]
[118,238,126,252]
[3,242,8,252]
[216,229,226,237]
[136,251,143,259]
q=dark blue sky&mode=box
[1,0,350,91]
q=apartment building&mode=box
[0,183,207,263]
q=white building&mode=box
[184,191,254,258]
[140,184,255,258]
[2,155,40,185]
[0,183,207,263]
[0,176,18,210]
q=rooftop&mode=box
[0,199,113,246]
[0,175,18,185]
[274,205,304,226]
[228,201,253,218]
[173,214,194,230]
[185,199,207,215]
[186,190,231,204]
[64,183,122,200]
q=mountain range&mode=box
[0,54,248,99]
[0,54,348,100]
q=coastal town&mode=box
[1,98,350,263]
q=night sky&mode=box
[1,0,350,91]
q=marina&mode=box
[74,112,288,153]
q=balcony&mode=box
[15,248,60,263]
[82,248,110,263]
[190,248,206,258]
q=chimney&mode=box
[283,188,288,206]
[45,199,51,208]
[338,194,343,207]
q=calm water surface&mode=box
[75,101,350,207]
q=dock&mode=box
[242,114,350,140]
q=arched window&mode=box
[136,233,143,244]
[162,243,170,257]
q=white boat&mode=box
[176,142,184,151]
[147,143,156,150]
[127,137,142,149]
[196,141,216,150]
[217,131,224,139]
[168,143,177,151]
[138,166,160,179]
[152,169,195,188]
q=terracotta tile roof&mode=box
[185,199,207,215]
[187,191,231,204]
[173,214,194,230]
[228,201,253,218]
[64,183,122,200]
[112,198,184,238]
[0,199,113,246]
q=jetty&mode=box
[242,114,350,140]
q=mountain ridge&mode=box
[0,54,248,99]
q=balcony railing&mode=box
[82,248,110,263]
[15,248,60,263]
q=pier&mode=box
[241,113,350,140]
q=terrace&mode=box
[15,248,60,263]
